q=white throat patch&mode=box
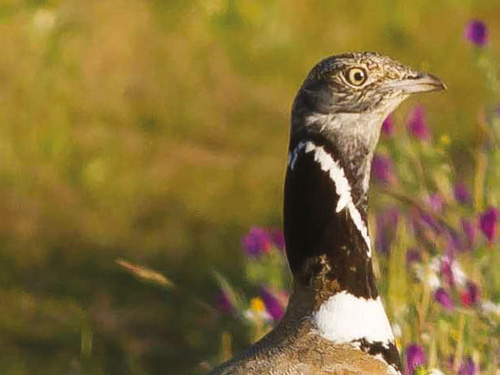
[288,141,372,256]
[312,291,395,345]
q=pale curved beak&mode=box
[385,73,447,93]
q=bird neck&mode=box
[284,130,375,296]
[283,116,402,373]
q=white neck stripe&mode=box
[288,141,372,256]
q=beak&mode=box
[385,72,447,93]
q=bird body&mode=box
[208,287,395,375]
[208,52,445,375]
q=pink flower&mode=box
[462,218,477,246]
[461,281,480,307]
[441,258,455,288]
[434,288,454,311]
[427,193,445,212]
[242,226,272,257]
[454,183,471,205]
[371,154,396,183]
[214,289,235,315]
[465,20,488,47]
[270,229,285,251]
[382,114,395,136]
[406,248,421,266]
[407,105,430,141]
[405,344,427,375]
[479,207,499,243]
[458,357,478,375]
[375,207,400,255]
[259,287,285,321]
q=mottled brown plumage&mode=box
[210,285,393,375]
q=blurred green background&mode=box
[0,0,498,374]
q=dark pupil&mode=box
[354,71,364,82]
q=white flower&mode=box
[414,255,468,291]
[244,309,272,322]
[481,300,500,316]
[428,368,445,375]
[451,261,467,287]
[414,261,441,290]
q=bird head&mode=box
[290,51,446,198]
[294,52,445,117]
[291,51,445,161]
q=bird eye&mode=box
[345,67,367,86]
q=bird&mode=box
[208,52,446,375]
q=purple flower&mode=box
[409,207,442,245]
[406,248,421,266]
[458,357,478,375]
[242,226,271,257]
[447,233,463,254]
[259,287,284,321]
[405,344,427,375]
[382,114,395,136]
[270,229,285,251]
[461,281,480,307]
[454,183,471,205]
[465,20,488,47]
[407,105,430,141]
[427,193,445,212]
[376,207,399,255]
[479,207,499,243]
[434,287,454,311]
[441,257,455,288]
[371,154,396,183]
[417,209,442,234]
[215,289,235,314]
[462,218,477,246]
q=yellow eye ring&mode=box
[345,67,368,86]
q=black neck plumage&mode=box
[283,132,378,299]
